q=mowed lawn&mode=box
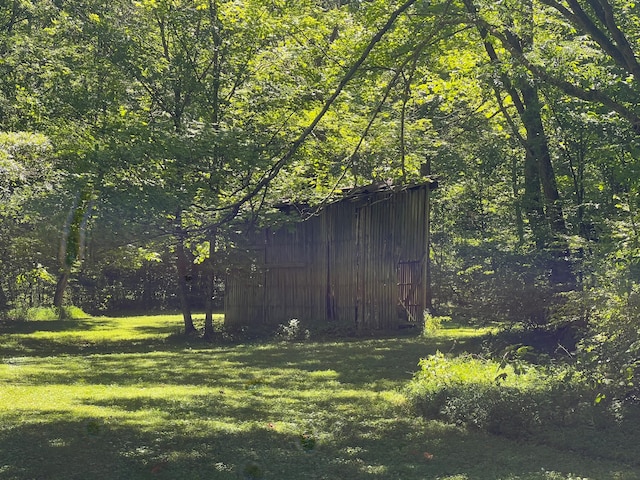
[0,315,637,480]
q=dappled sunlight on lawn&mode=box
[0,315,637,479]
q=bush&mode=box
[576,286,640,402]
[274,319,310,341]
[554,256,640,403]
[422,312,451,336]
[405,352,606,438]
[430,240,557,326]
[5,305,88,321]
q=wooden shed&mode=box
[224,181,434,331]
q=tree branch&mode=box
[469,6,640,133]
[222,0,421,212]
[541,0,640,81]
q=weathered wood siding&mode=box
[225,184,429,331]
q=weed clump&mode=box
[274,319,310,341]
[422,311,451,336]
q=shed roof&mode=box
[275,178,437,215]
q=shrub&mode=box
[577,286,640,402]
[422,312,451,336]
[429,240,557,326]
[61,305,88,319]
[274,318,310,341]
[5,305,88,321]
[405,352,605,438]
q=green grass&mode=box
[0,315,637,479]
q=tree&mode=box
[87,0,328,333]
[492,0,640,133]
[0,132,56,312]
[460,0,576,295]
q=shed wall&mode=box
[225,185,428,331]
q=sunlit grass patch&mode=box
[432,323,499,339]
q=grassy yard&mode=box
[0,314,637,480]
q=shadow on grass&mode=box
[0,318,112,334]
[0,335,175,357]
[0,410,422,480]
[2,320,639,479]
[223,335,481,387]
[0,414,143,480]
[1,403,636,480]
[6,335,471,389]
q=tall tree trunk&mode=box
[511,155,525,246]
[463,0,548,246]
[175,209,197,335]
[53,270,70,311]
[464,0,575,290]
[422,159,433,316]
[519,89,555,248]
[519,82,574,288]
[203,227,217,341]
[568,136,589,239]
[53,189,94,315]
[519,83,567,238]
[53,195,79,311]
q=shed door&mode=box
[396,260,422,324]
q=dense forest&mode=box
[1,0,639,402]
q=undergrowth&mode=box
[3,305,88,321]
[404,351,639,441]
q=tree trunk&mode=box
[0,282,7,311]
[422,159,433,316]
[203,227,217,341]
[566,134,590,239]
[520,101,552,248]
[511,155,525,246]
[175,209,197,335]
[467,0,575,289]
[53,190,94,315]
[519,83,567,237]
[53,269,70,311]
[462,0,548,246]
[518,83,575,288]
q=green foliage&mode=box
[422,311,450,336]
[430,237,558,325]
[0,132,53,194]
[5,305,88,321]
[575,286,640,401]
[405,351,612,438]
[274,318,311,342]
